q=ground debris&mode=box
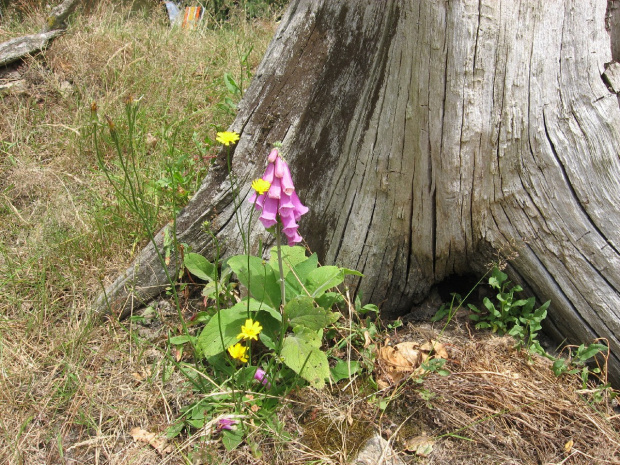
[380,324,620,465]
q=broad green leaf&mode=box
[281,327,329,389]
[197,300,253,356]
[489,268,507,289]
[512,299,529,308]
[222,428,244,451]
[228,255,281,308]
[304,266,344,298]
[316,292,345,310]
[331,359,360,382]
[269,246,309,277]
[285,296,341,331]
[577,343,608,361]
[184,253,215,281]
[483,297,496,313]
[284,253,319,300]
[165,421,185,439]
[342,268,363,277]
[359,303,379,315]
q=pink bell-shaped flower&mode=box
[249,148,308,245]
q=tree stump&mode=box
[96,0,620,385]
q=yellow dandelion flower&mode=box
[237,319,263,341]
[216,131,240,146]
[251,178,271,195]
[228,343,248,363]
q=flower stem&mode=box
[275,223,286,309]
[276,224,287,353]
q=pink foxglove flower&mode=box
[254,367,271,388]
[216,417,237,431]
[248,148,309,246]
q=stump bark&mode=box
[96,0,620,385]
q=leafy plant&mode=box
[420,357,450,377]
[154,135,212,209]
[552,342,608,386]
[186,245,361,389]
[468,267,550,353]
[218,45,254,115]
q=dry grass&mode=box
[1,2,619,465]
[0,1,278,463]
[394,329,620,464]
[269,323,620,465]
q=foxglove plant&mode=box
[216,417,238,432]
[248,145,309,346]
[254,367,271,388]
[248,147,308,246]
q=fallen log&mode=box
[0,0,78,68]
[0,31,63,67]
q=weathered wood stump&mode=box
[96,0,620,385]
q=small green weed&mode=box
[466,267,550,354]
[433,267,618,406]
[551,340,616,403]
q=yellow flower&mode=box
[237,319,263,341]
[216,131,240,146]
[228,343,248,363]
[251,178,271,195]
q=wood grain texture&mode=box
[96,0,620,383]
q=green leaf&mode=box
[169,335,194,345]
[284,253,319,299]
[197,301,251,356]
[285,296,341,331]
[488,268,507,289]
[281,327,330,389]
[165,421,185,439]
[222,427,244,451]
[315,292,345,309]
[188,311,211,325]
[360,303,379,315]
[184,253,215,281]
[577,343,608,361]
[223,72,240,95]
[228,255,281,308]
[467,303,481,313]
[269,245,309,277]
[482,297,495,313]
[331,359,360,382]
[342,268,363,277]
[304,266,344,298]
